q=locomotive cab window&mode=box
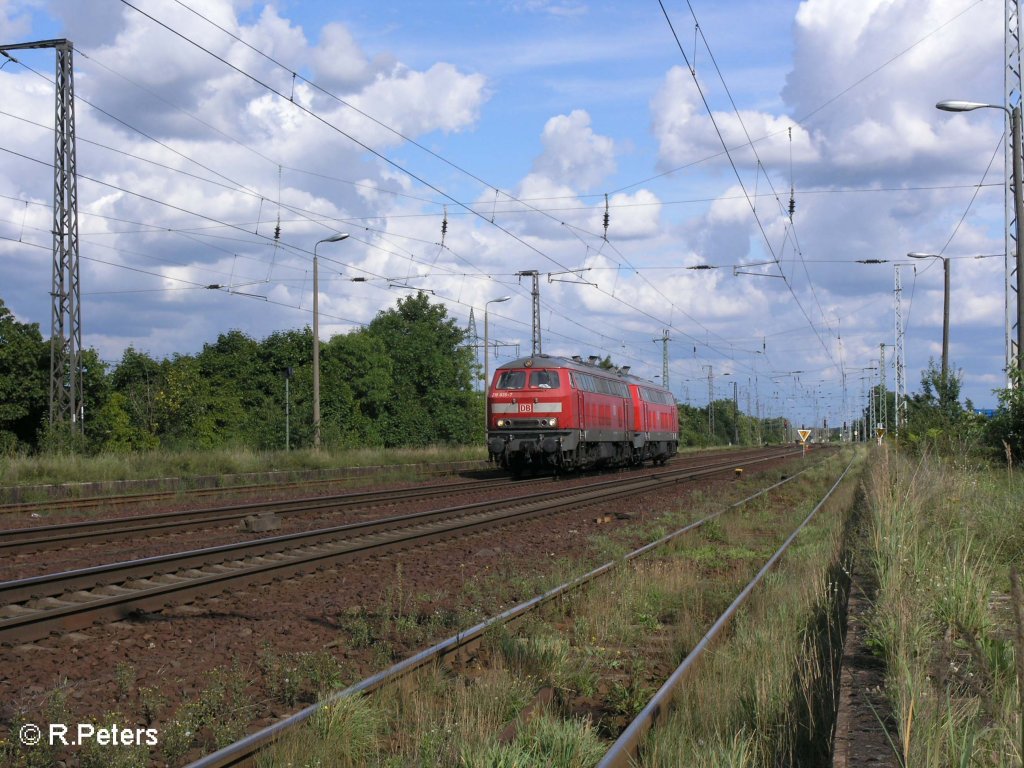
[495,370,526,389]
[529,371,559,389]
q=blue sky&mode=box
[0,0,1012,430]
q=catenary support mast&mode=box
[0,38,82,429]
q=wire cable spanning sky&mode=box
[0,0,1011,427]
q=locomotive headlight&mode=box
[496,419,509,427]
[541,418,558,428]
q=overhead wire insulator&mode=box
[441,205,448,247]
[603,193,610,240]
[787,126,795,220]
[274,164,283,240]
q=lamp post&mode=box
[937,100,1024,373]
[312,233,349,449]
[701,365,714,436]
[483,296,511,392]
[908,253,950,380]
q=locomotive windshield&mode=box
[494,369,561,390]
[530,371,559,388]
[495,370,526,389]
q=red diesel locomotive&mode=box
[486,354,679,473]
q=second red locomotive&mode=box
[486,354,679,473]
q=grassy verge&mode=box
[636,450,860,766]
[0,444,487,490]
[863,448,1024,767]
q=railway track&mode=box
[0,446,767,520]
[0,475,528,554]
[0,446,803,645]
[0,445,798,555]
[181,450,853,768]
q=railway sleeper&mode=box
[65,591,99,602]
[0,604,37,617]
[90,584,136,596]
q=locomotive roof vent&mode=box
[587,355,600,365]
[571,355,583,363]
[620,366,631,374]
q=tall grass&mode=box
[864,448,1023,767]
[638,451,859,766]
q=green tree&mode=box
[110,347,163,442]
[154,354,217,448]
[256,328,313,450]
[196,329,260,447]
[365,292,475,446]
[89,391,160,452]
[677,403,712,447]
[320,329,394,447]
[986,367,1024,464]
[0,299,48,452]
[903,359,981,455]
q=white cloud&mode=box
[312,22,377,91]
[339,63,489,145]
[531,109,615,190]
[652,66,817,173]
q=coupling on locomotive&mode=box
[486,354,679,473]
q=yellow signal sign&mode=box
[797,429,812,443]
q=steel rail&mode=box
[183,451,829,768]
[595,453,857,768]
[0,475,529,553]
[0,446,791,553]
[0,448,802,643]
[0,444,765,518]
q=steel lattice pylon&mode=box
[879,343,887,434]
[1007,0,1022,379]
[894,266,907,437]
[517,270,541,356]
[1,38,82,428]
[653,329,670,390]
[465,307,478,349]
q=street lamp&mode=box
[936,100,1024,373]
[908,252,951,380]
[312,233,349,449]
[722,374,739,444]
[483,296,511,391]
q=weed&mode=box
[138,686,167,725]
[113,662,136,701]
[701,517,727,543]
[78,712,149,768]
[608,672,653,718]
[469,710,606,768]
[339,606,375,648]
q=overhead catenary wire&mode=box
[111,0,828,376]
[73,1,767,375]
[0,3,996,421]
[662,0,840,379]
